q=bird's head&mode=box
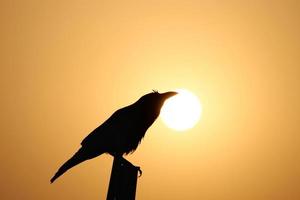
[138,90,177,114]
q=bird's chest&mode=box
[113,114,150,154]
[120,121,145,145]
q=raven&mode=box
[50,91,177,183]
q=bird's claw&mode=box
[136,166,142,177]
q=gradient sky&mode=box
[0,0,299,199]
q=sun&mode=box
[161,89,202,131]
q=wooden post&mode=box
[106,157,141,200]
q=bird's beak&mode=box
[160,91,178,100]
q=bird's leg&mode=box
[114,154,142,177]
[120,157,142,177]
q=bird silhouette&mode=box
[50,90,177,183]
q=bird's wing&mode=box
[80,106,133,147]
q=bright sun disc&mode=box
[161,89,202,131]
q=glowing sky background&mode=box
[0,0,299,199]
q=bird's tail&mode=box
[50,148,88,183]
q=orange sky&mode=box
[0,0,299,199]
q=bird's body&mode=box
[50,91,176,183]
